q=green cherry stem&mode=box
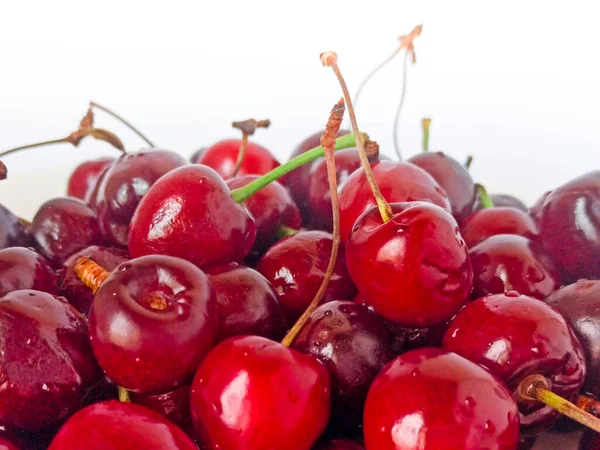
[277,225,299,239]
[421,117,431,152]
[475,183,494,209]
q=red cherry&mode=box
[0,436,21,450]
[128,164,256,268]
[89,255,217,394]
[130,385,193,436]
[316,439,365,450]
[48,401,198,450]
[66,157,114,201]
[346,202,472,328]
[529,191,551,225]
[472,193,528,213]
[363,347,520,450]
[256,230,357,322]
[0,204,29,250]
[198,138,280,179]
[408,151,476,224]
[461,207,539,248]
[469,234,560,300]
[581,429,600,449]
[443,293,586,434]
[190,335,331,450]
[0,247,58,296]
[189,147,207,163]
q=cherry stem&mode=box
[0,161,6,180]
[0,138,69,159]
[321,51,393,223]
[475,183,494,209]
[282,98,345,347]
[231,118,271,178]
[74,256,110,294]
[465,155,473,169]
[118,386,131,402]
[90,101,155,147]
[392,51,411,161]
[353,47,402,108]
[230,132,365,203]
[578,394,600,418]
[421,117,431,152]
[277,225,299,239]
[517,374,600,433]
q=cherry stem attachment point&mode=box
[231,118,271,178]
[421,117,431,152]
[475,183,494,209]
[321,51,393,223]
[465,155,474,169]
[90,101,155,148]
[118,386,131,403]
[517,374,600,433]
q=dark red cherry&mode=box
[48,401,198,450]
[256,230,356,322]
[198,138,280,179]
[529,191,552,225]
[227,175,301,252]
[363,347,520,450]
[461,207,539,248]
[315,439,365,450]
[130,385,193,435]
[89,255,217,394]
[292,301,395,431]
[580,429,600,449]
[190,335,331,450]
[338,160,450,244]
[545,280,600,399]
[189,147,207,163]
[469,234,560,300]
[206,264,286,342]
[66,157,114,201]
[538,171,600,283]
[128,164,256,269]
[82,376,118,407]
[0,289,101,431]
[28,197,103,269]
[58,245,129,316]
[93,150,188,247]
[408,151,476,224]
[0,204,29,250]
[443,292,586,435]
[472,193,528,213]
[0,436,21,450]
[0,247,57,296]
[346,202,472,328]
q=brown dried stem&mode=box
[73,256,110,294]
[231,118,271,177]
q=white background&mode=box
[1,0,599,220]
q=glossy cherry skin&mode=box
[130,385,193,435]
[57,245,129,317]
[0,247,58,296]
[257,230,357,322]
[461,207,539,248]
[129,164,256,269]
[538,171,600,283]
[89,255,217,394]
[529,191,551,224]
[227,175,301,253]
[292,301,396,430]
[206,264,286,342]
[93,150,188,247]
[0,289,101,431]
[363,347,520,450]
[0,204,29,250]
[346,202,472,328]
[48,401,198,450]
[28,197,103,269]
[545,280,600,398]
[443,292,586,435]
[472,193,528,213]
[190,335,331,450]
[66,157,114,202]
[408,151,476,225]
[315,439,365,450]
[198,138,280,179]
[0,436,21,450]
[469,234,560,300]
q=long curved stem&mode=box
[0,138,67,159]
[392,51,410,161]
[353,47,402,108]
[90,101,155,147]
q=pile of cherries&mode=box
[2,47,600,450]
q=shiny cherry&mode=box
[93,150,188,247]
[0,247,57,296]
[0,204,29,250]
[48,401,198,450]
[472,193,528,213]
[0,289,101,431]
[128,164,256,269]
[190,335,331,450]
[66,157,114,201]
[461,207,539,248]
[130,385,193,435]
[346,202,472,328]
[363,347,520,450]
[0,436,21,450]
[469,234,560,300]
[443,292,586,435]
[315,439,365,450]
[89,255,217,394]
[257,230,356,322]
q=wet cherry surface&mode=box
[0,247,58,296]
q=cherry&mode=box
[461,207,539,248]
[256,230,357,322]
[0,436,21,450]
[408,151,476,225]
[28,197,103,269]
[291,300,396,431]
[442,292,586,435]
[66,157,114,201]
[189,147,207,163]
[190,335,331,450]
[538,171,600,283]
[48,401,198,450]
[84,254,217,394]
[380,315,449,353]
[0,289,101,431]
[315,439,365,450]
[206,263,286,342]
[0,247,58,296]
[469,234,560,300]
[130,385,193,436]
[363,347,520,450]
[93,150,188,247]
[529,191,551,224]
[57,245,129,316]
[346,201,472,328]
[0,204,29,250]
[227,175,301,253]
[581,429,600,449]
[472,193,528,213]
